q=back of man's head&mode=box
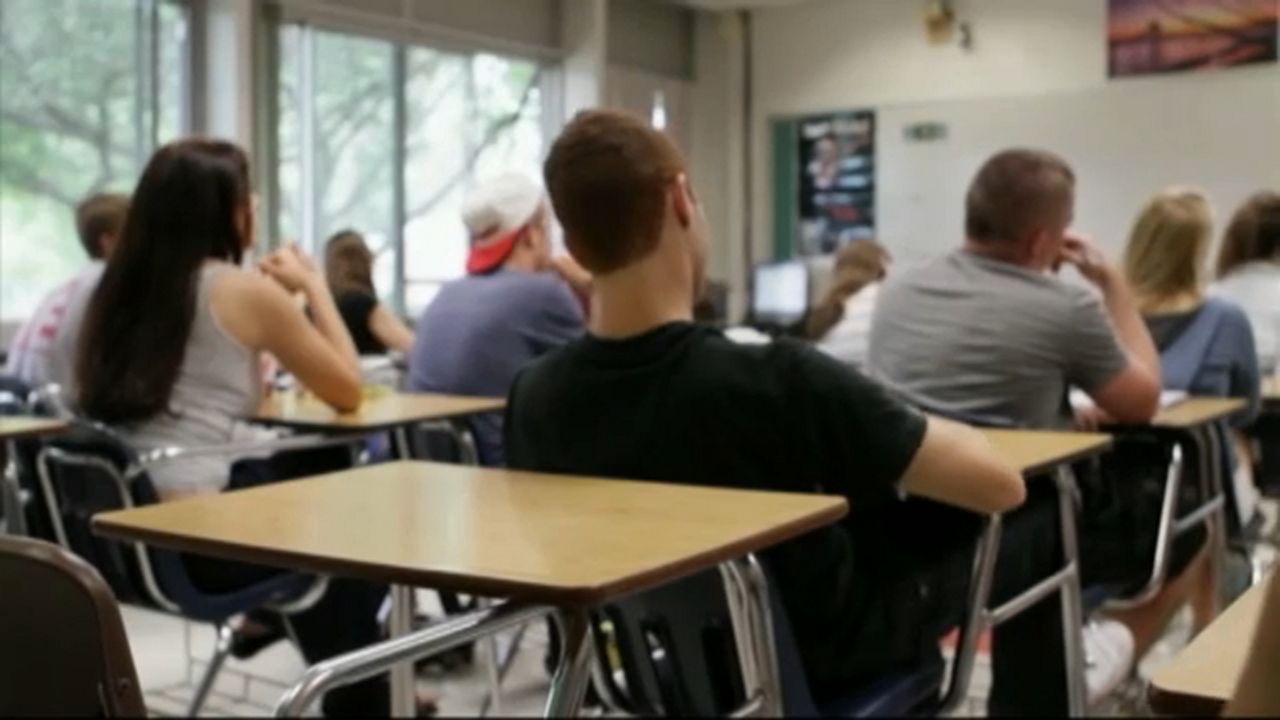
[75,193,130,260]
[965,150,1075,249]
[544,109,686,275]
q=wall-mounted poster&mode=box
[1108,0,1279,78]
[797,111,875,256]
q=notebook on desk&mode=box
[1069,388,1188,413]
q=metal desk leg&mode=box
[545,609,593,717]
[387,427,419,717]
[1184,426,1226,615]
[2,439,26,536]
[1201,425,1229,613]
[389,584,416,717]
[1054,466,1088,717]
[742,555,784,718]
[441,419,506,713]
[937,514,1003,716]
[448,420,480,467]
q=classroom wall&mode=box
[749,0,1280,271]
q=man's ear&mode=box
[671,174,694,229]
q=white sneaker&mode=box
[1084,619,1135,706]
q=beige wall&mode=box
[749,0,1280,270]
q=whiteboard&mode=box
[875,67,1280,267]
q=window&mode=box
[276,23,544,315]
[0,0,190,321]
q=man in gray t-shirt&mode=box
[408,174,586,466]
[870,149,1161,430]
[870,250,1128,428]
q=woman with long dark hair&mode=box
[324,229,415,355]
[71,138,395,715]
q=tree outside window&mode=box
[0,0,188,321]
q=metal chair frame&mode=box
[34,420,361,716]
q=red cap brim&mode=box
[466,228,521,275]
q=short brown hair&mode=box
[543,109,686,274]
[1215,191,1280,279]
[75,193,130,259]
[965,149,1076,245]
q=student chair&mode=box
[592,552,988,718]
[0,534,147,716]
[0,375,39,537]
[33,420,359,716]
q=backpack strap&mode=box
[1160,299,1229,391]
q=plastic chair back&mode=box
[603,569,747,716]
[0,535,146,716]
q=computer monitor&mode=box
[751,261,809,327]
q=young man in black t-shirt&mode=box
[505,110,1030,708]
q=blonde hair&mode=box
[1123,189,1214,303]
[324,229,376,297]
[805,240,891,340]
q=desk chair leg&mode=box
[545,610,593,718]
[476,597,509,718]
[389,585,416,717]
[742,555,784,718]
[1054,467,1088,717]
[478,621,528,717]
[189,624,233,717]
[938,514,1003,716]
[1202,425,1230,613]
[449,421,480,467]
[2,440,26,536]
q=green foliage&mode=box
[0,0,184,320]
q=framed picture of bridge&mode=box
[1108,0,1279,78]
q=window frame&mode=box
[264,15,561,317]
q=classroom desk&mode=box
[94,461,847,717]
[1,417,68,536]
[1148,574,1271,716]
[254,390,505,434]
[963,429,1112,717]
[981,428,1112,476]
[1142,398,1247,615]
[251,390,504,713]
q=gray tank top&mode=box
[120,263,271,499]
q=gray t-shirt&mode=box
[868,250,1128,428]
[408,270,585,465]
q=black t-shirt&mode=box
[335,290,386,356]
[505,322,929,698]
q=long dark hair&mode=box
[1216,192,1280,279]
[805,240,890,340]
[77,138,252,423]
[324,229,376,297]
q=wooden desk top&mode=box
[1151,397,1247,429]
[94,461,847,606]
[1149,574,1270,715]
[980,429,1112,476]
[253,391,505,432]
[0,416,68,440]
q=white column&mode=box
[559,0,608,120]
[690,12,747,319]
[198,0,258,147]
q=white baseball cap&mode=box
[462,173,545,274]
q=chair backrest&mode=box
[35,422,153,605]
[601,569,747,716]
[0,535,146,717]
